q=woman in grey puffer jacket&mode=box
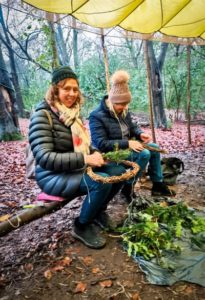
[29,66,125,249]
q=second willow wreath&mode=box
[86,160,140,184]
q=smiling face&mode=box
[58,78,79,108]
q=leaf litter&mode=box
[0,120,205,299]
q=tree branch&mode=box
[4,28,50,73]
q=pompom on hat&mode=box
[52,66,78,85]
[108,70,131,104]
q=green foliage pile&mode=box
[119,202,205,261]
[103,147,131,162]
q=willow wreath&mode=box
[86,160,140,183]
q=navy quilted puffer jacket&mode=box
[89,96,143,152]
[29,100,86,198]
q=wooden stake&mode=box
[143,40,156,142]
[100,29,110,93]
[187,45,192,145]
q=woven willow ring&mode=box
[86,160,140,183]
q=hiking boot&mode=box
[121,184,137,203]
[71,218,106,249]
[94,211,116,230]
[152,182,176,197]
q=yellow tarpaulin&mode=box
[23,0,205,41]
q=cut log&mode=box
[0,198,72,237]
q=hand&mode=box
[128,140,144,152]
[140,133,152,143]
[84,152,105,167]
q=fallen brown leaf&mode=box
[74,282,87,293]
[51,265,64,272]
[175,284,187,293]
[99,280,113,288]
[0,275,8,287]
[0,214,11,222]
[92,267,100,274]
[82,256,93,266]
[4,201,17,208]
[184,286,195,295]
[24,263,34,272]
[131,292,141,300]
[54,256,72,268]
[122,280,134,288]
[60,256,72,266]
[44,270,52,280]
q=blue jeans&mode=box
[78,162,125,223]
[125,143,163,184]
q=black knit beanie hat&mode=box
[52,66,78,85]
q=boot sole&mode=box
[71,230,106,249]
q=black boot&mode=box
[152,182,176,197]
[121,184,137,203]
[71,218,106,249]
[94,211,116,231]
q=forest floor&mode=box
[0,119,205,300]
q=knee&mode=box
[148,143,159,149]
[92,172,112,192]
[139,149,151,161]
[147,143,160,157]
[110,165,126,176]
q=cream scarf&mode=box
[55,101,90,155]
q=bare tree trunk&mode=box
[56,23,70,65]
[143,40,156,142]
[48,21,59,69]
[187,45,192,144]
[147,41,168,128]
[125,38,142,68]
[72,18,79,71]
[0,4,25,117]
[0,87,19,140]
[0,44,20,139]
[171,77,181,121]
[100,29,110,93]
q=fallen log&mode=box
[0,198,73,237]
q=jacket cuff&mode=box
[119,140,129,149]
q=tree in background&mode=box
[0,2,205,142]
[147,41,168,128]
[164,44,205,121]
[0,43,20,140]
[0,4,25,117]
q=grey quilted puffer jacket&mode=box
[29,100,86,198]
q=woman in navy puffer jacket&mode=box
[89,70,175,203]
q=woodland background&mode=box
[0,1,205,143]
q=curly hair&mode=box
[45,79,84,106]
